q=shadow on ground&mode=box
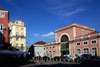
[29,63,100,67]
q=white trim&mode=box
[88,35,90,38]
[0,10,8,13]
[34,45,45,47]
[77,48,81,54]
[82,30,85,36]
[83,41,88,45]
[83,47,90,54]
[0,12,5,18]
[91,47,98,56]
[59,44,61,56]
[76,42,81,46]
[91,39,97,45]
[73,26,76,39]
[59,33,70,42]
[99,38,100,56]
[55,30,57,42]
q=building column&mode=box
[73,26,76,59]
[59,44,61,56]
[99,38,100,56]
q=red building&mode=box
[0,8,9,48]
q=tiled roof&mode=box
[0,8,5,10]
[35,41,46,45]
[0,8,8,11]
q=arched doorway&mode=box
[61,35,69,56]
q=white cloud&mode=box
[33,33,40,37]
[33,32,55,39]
[60,8,88,16]
[5,0,17,7]
[42,0,90,17]
[42,32,55,38]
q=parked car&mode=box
[61,54,73,62]
[74,54,92,63]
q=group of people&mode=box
[33,55,49,64]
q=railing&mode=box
[9,35,26,38]
[16,46,26,51]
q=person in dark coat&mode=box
[44,55,47,62]
[38,55,41,64]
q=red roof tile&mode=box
[0,8,5,10]
[35,41,46,45]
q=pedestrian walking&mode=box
[44,55,47,62]
[38,55,41,64]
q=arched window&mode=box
[61,35,69,42]
[61,35,69,48]
[61,35,69,55]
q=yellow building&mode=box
[8,21,26,51]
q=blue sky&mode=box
[0,0,100,46]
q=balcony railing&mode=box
[15,46,26,51]
[9,35,26,38]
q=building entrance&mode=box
[61,35,69,56]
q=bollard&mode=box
[64,59,65,62]
[60,58,61,62]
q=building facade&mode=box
[0,8,8,48]
[8,21,26,51]
[45,41,60,58]
[45,23,100,59]
[33,41,46,57]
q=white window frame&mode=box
[53,51,55,57]
[91,47,98,56]
[76,42,81,46]
[0,12,5,18]
[16,32,19,36]
[91,40,97,45]
[82,30,85,36]
[83,48,89,54]
[77,48,81,54]
[21,32,23,36]
[83,41,88,45]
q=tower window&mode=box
[82,30,85,35]
[0,12,4,17]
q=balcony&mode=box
[15,46,26,51]
[9,35,26,38]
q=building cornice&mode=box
[56,25,94,33]
[0,10,8,13]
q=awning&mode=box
[14,51,29,54]
[0,50,14,54]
